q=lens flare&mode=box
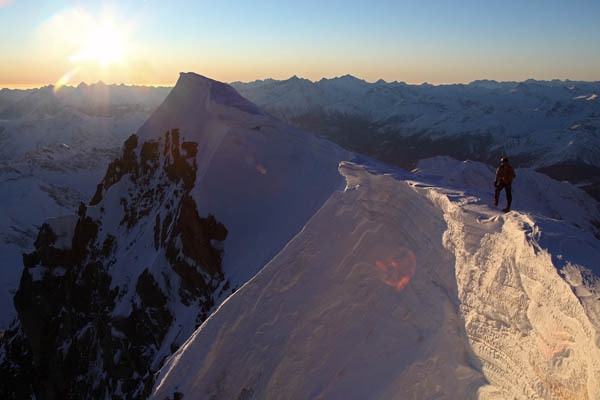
[375,248,416,291]
[54,67,81,93]
[246,154,268,175]
[256,164,267,175]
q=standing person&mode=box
[494,156,516,212]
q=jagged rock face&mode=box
[0,129,227,399]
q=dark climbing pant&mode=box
[495,182,512,209]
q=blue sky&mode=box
[1,0,599,87]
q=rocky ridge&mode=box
[0,127,227,399]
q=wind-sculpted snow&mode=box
[153,161,486,399]
[152,159,600,400]
[413,156,600,237]
[429,197,600,398]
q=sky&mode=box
[1,0,600,88]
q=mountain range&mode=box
[232,75,600,199]
[0,74,599,399]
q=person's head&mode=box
[501,156,509,164]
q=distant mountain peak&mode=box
[322,74,365,84]
[285,75,312,84]
[338,73,360,80]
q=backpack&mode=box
[499,164,515,184]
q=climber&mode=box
[494,156,516,212]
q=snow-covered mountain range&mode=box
[0,74,352,398]
[0,83,170,328]
[1,73,599,399]
[232,76,600,199]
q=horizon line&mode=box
[2,74,600,90]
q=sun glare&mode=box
[40,8,138,88]
[70,21,127,67]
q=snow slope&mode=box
[90,73,354,390]
[135,72,354,288]
[152,157,600,399]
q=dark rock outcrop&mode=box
[0,129,227,399]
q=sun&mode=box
[69,19,127,67]
[39,8,140,88]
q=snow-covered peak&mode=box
[467,79,505,90]
[286,74,311,83]
[319,74,370,94]
[0,72,356,398]
[176,72,264,112]
[151,157,600,399]
[333,73,364,83]
[135,72,268,142]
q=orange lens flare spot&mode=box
[375,248,416,291]
[256,165,267,175]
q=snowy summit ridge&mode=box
[1,73,600,400]
[152,157,600,400]
[0,72,353,399]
